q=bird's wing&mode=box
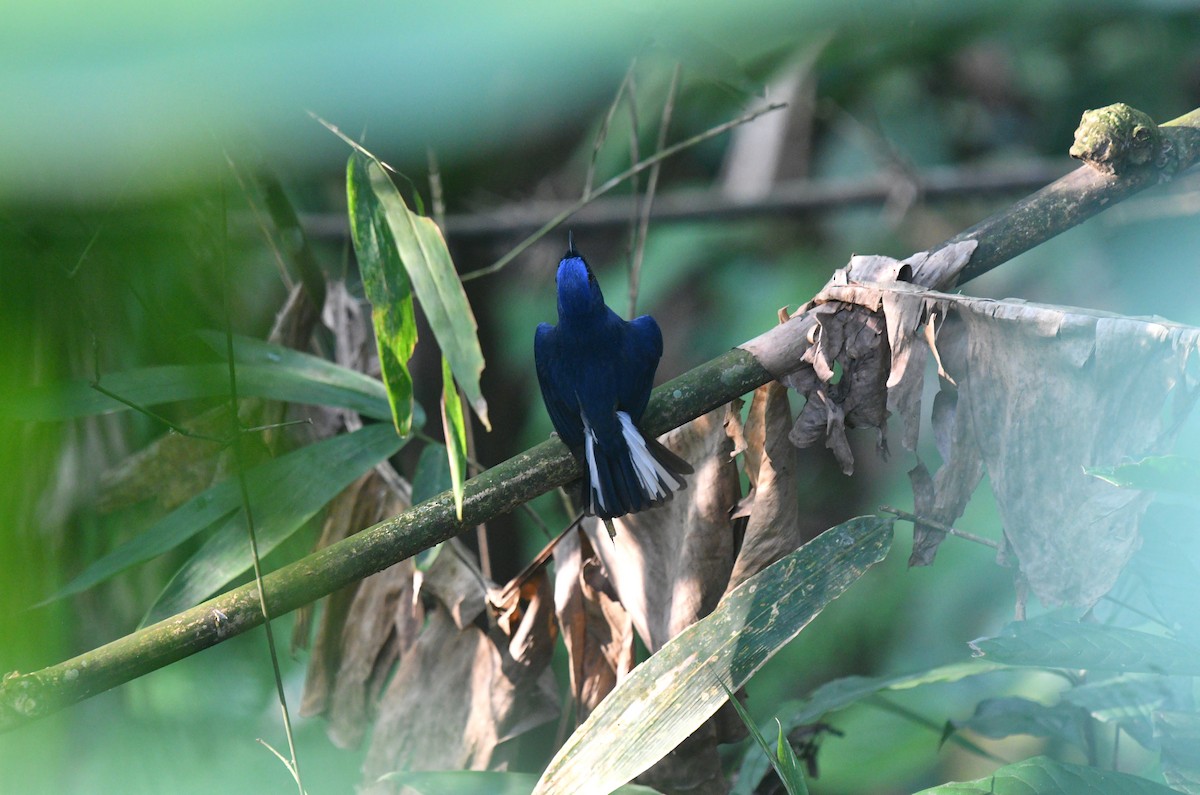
[618,313,664,423]
[534,322,584,449]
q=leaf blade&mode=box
[366,157,490,430]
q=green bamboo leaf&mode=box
[969,619,1200,674]
[141,422,404,625]
[720,682,809,795]
[348,151,419,436]
[440,357,468,521]
[1085,455,1200,497]
[196,330,408,423]
[913,754,1179,794]
[732,659,1008,795]
[363,154,491,431]
[532,516,893,795]
[46,424,403,605]
[1,340,401,423]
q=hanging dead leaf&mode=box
[725,380,802,593]
[361,548,559,792]
[945,299,1199,606]
[299,467,417,748]
[552,528,635,723]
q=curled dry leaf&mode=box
[762,243,977,475]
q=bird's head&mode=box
[556,233,605,318]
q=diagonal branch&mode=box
[2,104,1198,735]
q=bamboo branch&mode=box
[3,104,1198,734]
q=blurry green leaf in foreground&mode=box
[440,356,468,520]
[379,770,662,795]
[1,358,393,423]
[348,151,420,436]
[359,151,491,431]
[721,681,809,795]
[912,754,1179,794]
[49,423,404,605]
[969,618,1200,675]
[1085,455,1200,498]
[533,516,893,795]
[732,659,1008,795]
[141,421,405,625]
[196,330,408,423]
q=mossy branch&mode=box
[3,104,1198,735]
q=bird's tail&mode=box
[582,411,691,520]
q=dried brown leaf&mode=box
[420,539,488,629]
[362,556,558,791]
[949,301,1198,606]
[725,380,802,593]
[552,528,634,722]
[360,606,559,790]
[299,468,415,748]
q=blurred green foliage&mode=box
[3,1,1200,793]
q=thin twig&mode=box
[220,181,305,795]
[879,505,1000,550]
[629,63,681,320]
[460,100,788,282]
[585,63,636,200]
[624,68,642,291]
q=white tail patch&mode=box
[617,411,675,501]
[581,414,606,515]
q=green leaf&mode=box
[949,696,1089,751]
[47,424,403,605]
[362,154,490,431]
[348,151,419,436]
[969,619,1200,674]
[1085,455,1200,497]
[719,682,809,795]
[440,357,468,521]
[532,516,893,795]
[141,422,404,624]
[412,442,454,505]
[0,359,395,423]
[1062,674,1168,749]
[913,754,1180,794]
[196,330,413,424]
[377,771,662,795]
[732,659,1007,795]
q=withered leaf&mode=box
[552,528,634,722]
[300,467,416,748]
[362,557,559,792]
[725,380,802,594]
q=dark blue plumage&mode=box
[534,235,689,520]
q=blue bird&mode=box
[534,234,690,521]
